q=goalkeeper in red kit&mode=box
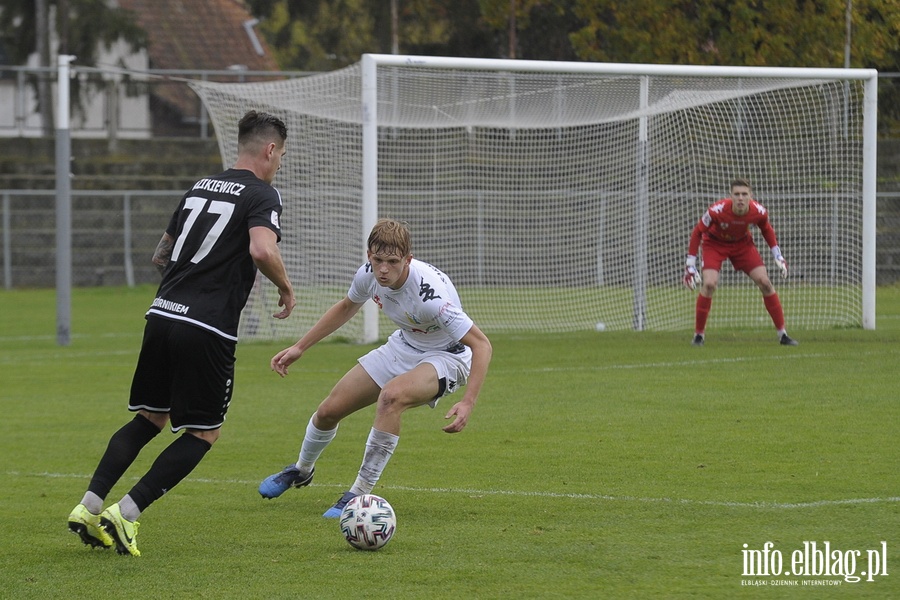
[683,178,798,347]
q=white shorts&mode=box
[358,330,471,408]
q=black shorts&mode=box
[129,316,236,431]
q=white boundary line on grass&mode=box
[0,332,138,343]
[2,348,891,371]
[9,470,899,511]
[531,350,897,373]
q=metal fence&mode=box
[3,189,900,290]
[1,189,179,289]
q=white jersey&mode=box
[347,258,474,352]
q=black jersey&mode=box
[146,168,284,340]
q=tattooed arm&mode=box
[152,232,175,276]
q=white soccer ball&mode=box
[339,494,397,550]
[595,322,606,332]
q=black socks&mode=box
[87,414,161,499]
[128,433,212,512]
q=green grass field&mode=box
[1,285,898,599]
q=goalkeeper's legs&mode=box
[694,294,712,336]
[762,292,786,331]
[750,266,796,343]
[693,269,718,339]
[763,292,798,345]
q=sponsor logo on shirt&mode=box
[151,297,190,315]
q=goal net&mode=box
[189,56,877,343]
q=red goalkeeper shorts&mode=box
[700,237,765,274]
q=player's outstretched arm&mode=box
[249,226,295,319]
[683,255,702,290]
[771,245,788,279]
[684,220,705,290]
[271,297,364,377]
[270,345,303,377]
[443,324,492,433]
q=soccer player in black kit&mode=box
[67,111,295,556]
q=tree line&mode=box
[4,0,898,70]
[243,0,900,71]
[3,1,900,130]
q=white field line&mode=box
[528,350,900,373]
[0,332,138,343]
[0,349,882,371]
[7,470,899,511]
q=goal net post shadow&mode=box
[190,55,877,342]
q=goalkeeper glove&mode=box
[683,255,701,290]
[771,246,788,279]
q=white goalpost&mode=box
[189,55,877,343]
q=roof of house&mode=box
[118,0,281,119]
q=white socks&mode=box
[296,416,338,474]
[294,418,398,495]
[349,428,399,496]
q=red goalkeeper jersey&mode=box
[688,198,778,256]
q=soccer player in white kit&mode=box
[259,218,493,517]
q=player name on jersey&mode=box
[191,178,246,196]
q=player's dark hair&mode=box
[238,111,287,148]
[368,218,412,257]
[731,177,751,190]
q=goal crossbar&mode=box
[190,55,878,342]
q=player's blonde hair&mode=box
[367,218,412,257]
